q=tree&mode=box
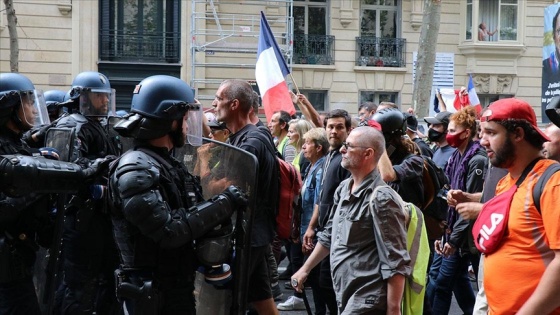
[3,0,19,72]
[412,0,441,117]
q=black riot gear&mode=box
[372,108,407,137]
[0,74,53,315]
[67,71,116,117]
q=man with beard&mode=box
[302,108,352,315]
[479,98,560,315]
[55,71,123,314]
[291,126,411,314]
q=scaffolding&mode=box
[191,0,293,101]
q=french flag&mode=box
[256,11,296,122]
[452,74,482,115]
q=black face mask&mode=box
[428,128,445,142]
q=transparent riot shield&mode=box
[175,138,258,315]
[44,127,75,163]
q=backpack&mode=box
[245,130,303,240]
[420,156,450,240]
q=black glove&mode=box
[22,123,53,146]
[82,155,118,180]
[221,185,248,208]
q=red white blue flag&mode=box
[452,74,482,115]
[256,11,295,122]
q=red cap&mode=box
[481,98,550,142]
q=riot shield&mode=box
[44,127,75,163]
[176,138,258,315]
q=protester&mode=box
[269,110,296,163]
[479,98,560,315]
[213,79,279,314]
[424,111,455,169]
[544,123,560,161]
[291,126,411,314]
[427,106,487,315]
[303,109,352,314]
[405,113,433,157]
[357,102,378,123]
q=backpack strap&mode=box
[533,162,560,214]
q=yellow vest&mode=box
[402,203,430,315]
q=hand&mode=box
[289,90,298,104]
[455,202,483,220]
[82,155,118,179]
[290,269,309,293]
[302,227,316,255]
[447,189,469,207]
[222,185,248,207]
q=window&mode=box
[359,91,398,107]
[467,0,518,42]
[295,90,328,112]
[99,0,180,62]
[293,0,334,65]
[357,0,404,67]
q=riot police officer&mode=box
[108,75,247,314]
[54,71,122,314]
[0,72,53,314]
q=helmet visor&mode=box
[20,90,50,127]
[186,103,203,146]
[79,88,116,117]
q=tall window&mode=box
[293,0,334,65]
[360,0,397,38]
[99,0,180,62]
[357,1,404,67]
[467,0,518,42]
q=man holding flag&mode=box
[433,74,482,116]
[256,11,296,122]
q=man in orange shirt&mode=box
[479,98,560,315]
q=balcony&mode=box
[355,37,406,68]
[99,30,180,63]
[293,34,335,66]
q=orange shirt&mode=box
[484,159,560,315]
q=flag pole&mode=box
[289,73,301,95]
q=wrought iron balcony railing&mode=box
[293,34,335,65]
[99,30,180,63]
[355,36,406,68]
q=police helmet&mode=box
[114,75,200,141]
[69,71,115,117]
[1,73,36,110]
[131,75,195,120]
[44,90,66,105]
[372,108,407,137]
[0,72,49,128]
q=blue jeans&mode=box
[427,251,475,315]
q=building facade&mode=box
[0,0,554,121]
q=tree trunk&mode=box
[3,0,19,72]
[412,0,441,117]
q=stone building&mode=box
[0,0,554,121]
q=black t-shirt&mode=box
[413,138,434,158]
[318,149,350,230]
[228,123,276,247]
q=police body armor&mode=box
[108,143,250,315]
